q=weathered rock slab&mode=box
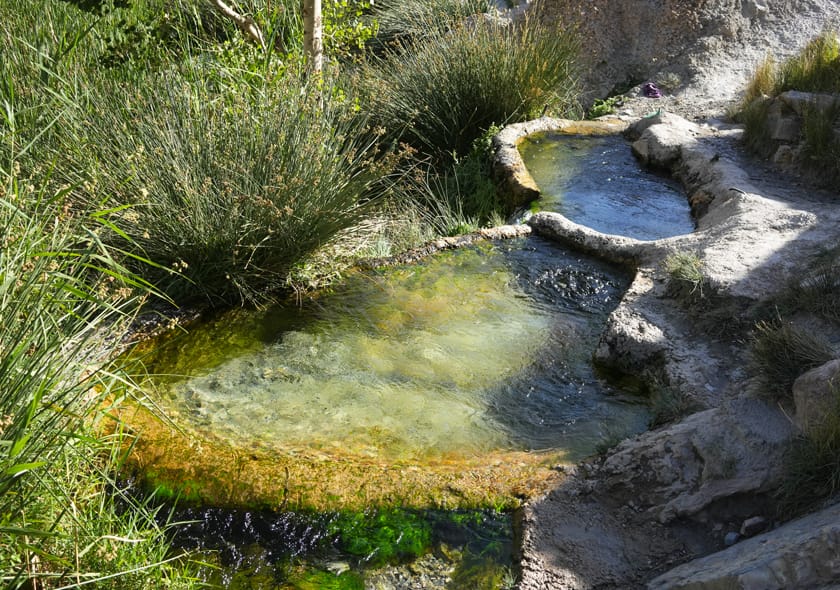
[516,399,796,590]
[598,398,797,523]
[648,501,840,590]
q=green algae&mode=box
[329,508,433,566]
[175,507,514,589]
[287,570,365,590]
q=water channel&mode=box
[131,131,694,589]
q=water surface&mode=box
[520,133,694,239]
[140,238,647,462]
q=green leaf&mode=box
[4,461,47,476]
[0,525,58,538]
[9,433,31,458]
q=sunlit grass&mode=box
[360,14,581,160]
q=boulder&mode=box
[779,90,840,117]
[793,358,840,435]
[648,501,840,589]
[597,397,797,523]
[630,115,700,168]
[765,99,802,143]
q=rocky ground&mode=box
[536,0,838,122]
[498,1,840,588]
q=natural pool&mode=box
[138,237,646,465]
[126,129,696,588]
[519,132,694,239]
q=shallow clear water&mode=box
[519,133,694,239]
[141,237,647,462]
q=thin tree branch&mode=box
[210,0,266,49]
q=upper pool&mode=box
[519,132,695,239]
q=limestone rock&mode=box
[625,111,699,141]
[631,118,699,168]
[779,90,840,117]
[597,398,796,523]
[593,303,667,375]
[739,515,768,538]
[648,501,840,590]
[793,358,840,435]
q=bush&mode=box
[360,16,580,160]
[777,387,840,518]
[66,63,383,307]
[748,319,835,400]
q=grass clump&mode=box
[738,95,776,157]
[371,0,493,42]
[778,245,840,323]
[664,251,705,299]
[777,31,840,94]
[392,125,506,233]
[777,388,840,518]
[741,55,778,106]
[748,319,835,401]
[800,99,840,186]
[648,383,700,427]
[69,64,383,307]
[737,30,840,184]
[741,30,840,103]
[361,15,580,161]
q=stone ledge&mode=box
[649,501,840,590]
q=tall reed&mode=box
[0,152,197,588]
[59,60,383,307]
[361,14,581,160]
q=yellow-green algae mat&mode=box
[120,240,642,510]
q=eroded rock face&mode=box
[536,0,835,117]
[648,501,840,590]
[793,358,840,435]
[517,399,796,590]
[597,398,796,523]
